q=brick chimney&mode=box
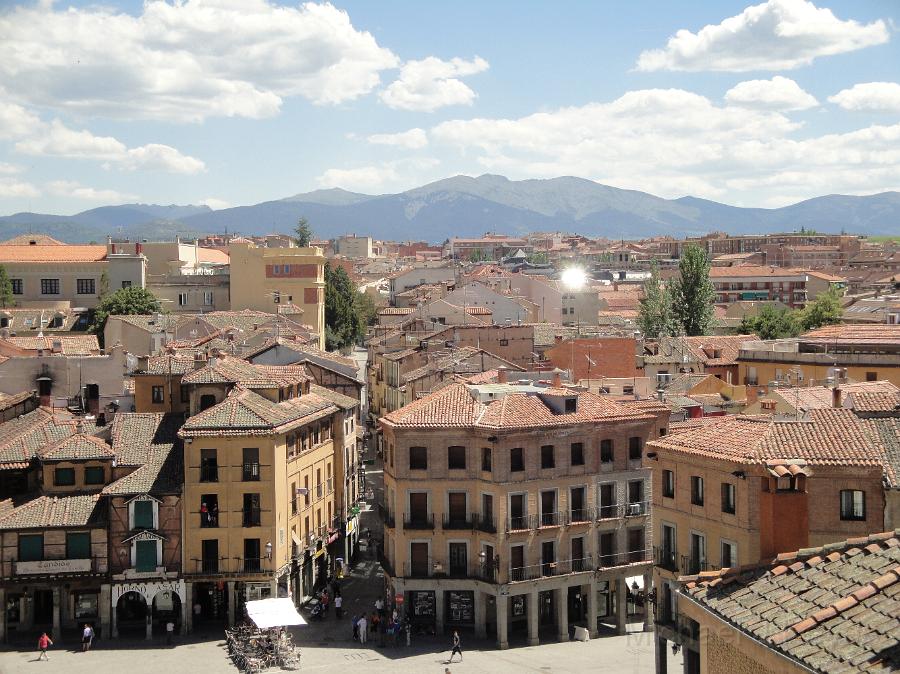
[832,387,843,409]
[497,366,508,384]
[552,371,562,388]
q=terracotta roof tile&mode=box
[181,354,309,388]
[0,494,104,530]
[38,434,114,461]
[4,335,100,355]
[0,244,106,263]
[104,413,183,494]
[0,409,99,468]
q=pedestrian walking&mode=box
[405,620,411,647]
[352,614,359,641]
[334,594,343,619]
[37,632,52,660]
[82,624,94,652]
[374,597,384,618]
[166,620,175,645]
[449,630,462,663]
[193,601,202,629]
[358,614,368,644]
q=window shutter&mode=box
[134,500,154,529]
[135,540,158,572]
[66,532,91,559]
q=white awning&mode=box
[245,598,307,629]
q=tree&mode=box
[799,285,843,332]
[0,265,13,309]
[294,217,313,247]
[90,286,162,337]
[324,262,363,351]
[669,245,716,336]
[468,249,488,263]
[353,290,378,329]
[98,270,109,299]
[739,303,801,340]
[527,251,549,265]
[638,262,680,338]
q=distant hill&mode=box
[2,176,898,242]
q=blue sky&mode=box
[1,0,899,214]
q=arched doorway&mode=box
[152,590,181,635]
[116,591,148,636]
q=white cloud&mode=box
[45,180,138,202]
[367,128,429,149]
[0,178,40,198]
[12,120,205,174]
[0,101,42,140]
[380,56,488,112]
[412,88,900,204]
[316,157,440,192]
[725,76,818,110]
[0,163,23,175]
[0,0,399,122]
[636,0,888,72]
[829,82,900,112]
[200,197,230,210]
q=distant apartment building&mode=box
[228,240,326,346]
[444,236,531,261]
[389,265,457,304]
[761,243,847,268]
[379,381,669,648]
[737,324,900,387]
[709,266,809,308]
[656,233,862,260]
[335,234,373,259]
[0,238,145,309]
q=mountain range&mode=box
[1,175,898,243]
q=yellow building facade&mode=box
[228,241,326,346]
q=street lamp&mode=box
[265,541,273,560]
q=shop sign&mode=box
[16,559,91,575]
[112,579,185,604]
[394,594,404,605]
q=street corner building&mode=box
[377,380,670,649]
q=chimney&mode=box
[832,387,843,409]
[193,352,207,370]
[552,371,562,388]
[497,367,508,384]
[137,355,149,372]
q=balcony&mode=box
[568,507,594,524]
[442,513,477,530]
[474,513,496,533]
[680,555,713,575]
[654,546,679,573]
[597,548,653,569]
[242,462,260,482]
[377,502,395,528]
[402,512,435,530]
[624,501,650,517]
[597,503,619,520]
[199,465,218,483]
[506,514,537,532]
[403,559,434,578]
[242,508,261,527]
[538,511,566,528]
[508,556,594,583]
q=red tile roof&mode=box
[0,244,107,262]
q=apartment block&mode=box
[379,381,669,648]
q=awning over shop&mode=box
[245,598,307,629]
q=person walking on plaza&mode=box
[358,614,368,644]
[81,624,94,652]
[334,594,343,619]
[37,632,52,660]
[193,600,202,629]
[166,620,175,645]
[449,630,462,663]
[352,614,359,641]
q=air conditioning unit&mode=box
[626,503,643,516]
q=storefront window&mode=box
[74,592,98,620]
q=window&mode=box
[662,470,675,498]
[600,439,613,464]
[242,448,260,481]
[691,476,704,506]
[540,445,555,469]
[121,280,132,288]
[10,279,22,295]
[510,447,524,472]
[481,447,492,472]
[178,292,188,306]
[135,540,158,572]
[84,466,104,485]
[866,372,878,382]
[133,500,154,529]
[180,385,190,403]
[243,493,261,527]
[720,540,737,569]
[66,532,91,559]
[203,291,214,306]
[499,338,509,346]
[40,278,60,295]
[409,446,427,470]
[840,490,865,521]
[628,437,642,461]
[19,534,44,562]
[151,386,164,404]
[570,442,584,466]
[283,265,290,274]
[448,446,466,470]
[54,466,75,486]
[721,483,736,514]
[76,278,95,295]
[200,448,218,482]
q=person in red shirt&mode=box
[38,632,53,660]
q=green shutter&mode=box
[19,535,44,562]
[84,466,104,484]
[66,532,91,559]
[133,500,154,529]
[135,540,158,572]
